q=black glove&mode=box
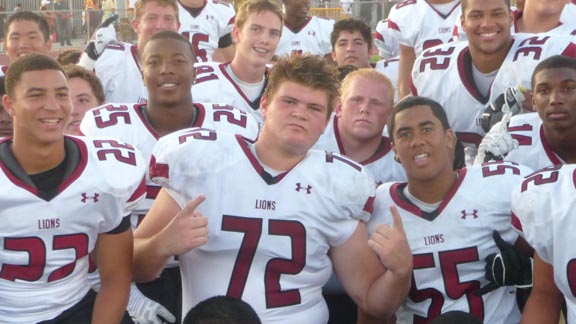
[475,231,533,296]
[481,86,526,133]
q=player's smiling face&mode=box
[533,67,576,133]
[283,0,310,21]
[461,0,513,57]
[260,81,329,155]
[142,37,195,106]
[391,105,455,183]
[3,69,71,145]
[233,10,282,65]
[4,20,51,63]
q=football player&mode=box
[369,96,532,323]
[192,0,283,125]
[177,0,236,62]
[274,0,334,59]
[0,54,146,323]
[81,30,259,324]
[387,0,461,99]
[411,0,576,165]
[133,54,413,323]
[81,0,181,103]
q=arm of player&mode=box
[398,44,416,99]
[332,205,412,319]
[133,190,208,282]
[78,15,118,70]
[92,228,133,324]
[520,252,562,324]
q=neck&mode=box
[11,136,66,174]
[469,38,513,73]
[517,9,561,33]
[146,100,197,137]
[180,0,204,8]
[254,134,306,171]
[230,59,267,83]
[407,169,457,204]
[543,127,576,163]
[285,16,308,30]
[338,126,382,163]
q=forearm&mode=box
[133,236,172,282]
[92,276,130,324]
[398,45,416,99]
[520,292,562,324]
[364,269,411,319]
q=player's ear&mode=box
[445,128,456,150]
[335,97,343,118]
[232,25,240,44]
[3,95,15,117]
[260,95,268,119]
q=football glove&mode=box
[78,15,118,70]
[474,112,519,164]
[481,86,526,133]
[475,231,533,296]
[127,283,176,324]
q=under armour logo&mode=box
[81,193,100,203]
[295,183,312,194]
[461,209,478,219]
[206,15,214,20]
[308,31,316,36]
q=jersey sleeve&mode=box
[79,103,137,138]
[215,0,235,38]
[320,18,335,55]
[86,136,147,231]
[386,1,417,47]
[374,19,399,59]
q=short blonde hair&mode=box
[235,0,283,31]
[134,0,179,23]
[340,69,394,108]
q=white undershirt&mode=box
[224,65,265,102]
[403,186,442,213]
[472,64,498,98]
[430,0,458,15]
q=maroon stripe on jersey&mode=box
[363,196,375,213]
[540,126,564,165]
[149,155,170,179]
[218,64,253,106]
[59,136,89,192]
[374,32,384,41]
[134,104,161,140]
[390,168,467,220]
[457,48,483,101]
[387,19,400,32]
[511,211,523,232]
[362,137,392,165]
[191,103,207,127]
[131,45,142,77]
[561,42,576,57]
[228,16,235,25]
[1,65,7,74]
[128,176,147,203]
[146,185,161,199]
[423,0,461,19]
[332,115,346,155]
[236,134,289,185]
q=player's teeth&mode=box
[41,119,59,125]
[414,154,428,161]
[481,32,496,37]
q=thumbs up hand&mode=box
[369,205,413,277]
[159,195,209,256]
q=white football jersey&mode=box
[503,112,565,170]
[412,34,576,157]
[374,57,400,103]
[80,102,259,226]
[94,42,148,104]
[275,16,334,57]
[313,114,405,185]
[512,164,576,323]
[0,136,146,323]
[561,3,576,31]
[387,0,460,57]
[374,19,399,59]
[178,0,235,62]
[150,129,375,323]
[369,162,532,324]
[193,62,268,125]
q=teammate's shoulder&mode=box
[389,0,421,18]
[194,102,259,140]
[509,112,541,127]
[467,161,533,181]
[80,103,141,135]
